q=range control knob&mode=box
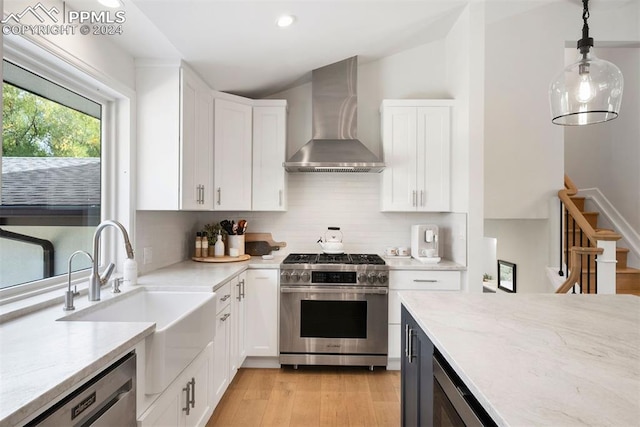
[367,272,378,284]
[357,273,368,283]
[280,271,290,283]
[377,273,388,284]
[301,271,311,282]
[290,271,301,282]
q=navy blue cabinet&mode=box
[401,305,434,426]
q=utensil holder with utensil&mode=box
[227,235,245,256]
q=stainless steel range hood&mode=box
[284,56,384,173]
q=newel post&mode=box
[596,240,617,294]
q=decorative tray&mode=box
[192,254,251,263]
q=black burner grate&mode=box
[282,253,385,265]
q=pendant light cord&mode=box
[578,0,593,55]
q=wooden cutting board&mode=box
[244,233,287,249]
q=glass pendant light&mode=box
[549,0,623,125]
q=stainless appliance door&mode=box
[280,286,388,355]
[26,352,136,426]
[433,355,484,427]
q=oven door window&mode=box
[300,300,367,338]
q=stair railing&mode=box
[558,175,620,293]
[556,247,604,293]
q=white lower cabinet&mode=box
[230,272,247,377]
[212,281,232,407]
[387,270,461,369]
[245,270,279,357]
[139,342,213,427]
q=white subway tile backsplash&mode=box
[137,174,467,271]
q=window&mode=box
[1,60,103,289]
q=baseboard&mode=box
[241,356,280,369]
[387,358,400,371]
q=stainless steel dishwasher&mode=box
[26,352,136,426]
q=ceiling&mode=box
[104,0,634,99]
[116,0,470,98]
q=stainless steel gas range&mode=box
[279,253,389,369]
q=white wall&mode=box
[482,1,639,292]
[485,219,551,293]
[445,3,485,291]
[565,47,640,234]
[484,1,639,220]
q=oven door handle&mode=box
[280,287,388,295]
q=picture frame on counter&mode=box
[497,260,516,293]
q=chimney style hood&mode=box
[284,56,384,173]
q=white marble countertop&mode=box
[0,301,154,426]
[399,292,640,426]
[382,256,465,270]
[0,256,282,426]
[138,255,284,290]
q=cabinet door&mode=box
[381,106,418,211]
[138,388,182,427]
[416,106,450,212]
[229,273,245,377]
[184,343,213,427]
[245,270,279,357]
[401,306,434,427]
[236,271,247,366]
[253,106,287,211]
[181,69,214,210]
[136,65,181,210]
[212,305,231,407]
[214,98,252,211]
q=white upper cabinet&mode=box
[380,100,452,212]
[252,102,287,211]
[213,98,253,211]
[181,67,214,210]
[136,61,213,210]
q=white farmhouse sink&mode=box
[61,288,215,394]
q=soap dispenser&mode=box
[214,232,225,257]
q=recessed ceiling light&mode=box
[276,14,296,28]
[98,0,122,7]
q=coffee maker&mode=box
[411,224,441,263]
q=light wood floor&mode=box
[207,367,401,426]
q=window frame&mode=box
[0,38,124,301]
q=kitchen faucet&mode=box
[89,220,135,301]
[63,250,93,311]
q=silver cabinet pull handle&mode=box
[201,185,205,204]
[240,279,245,299]
[407,326,415,363]
[217,187,221,205]
[413,279,438,283]
[412,190,417,207]
[220,313,231,321]
[404,323,410,358]
[189,377,196,409]
[420,190,424,206]
[236,282,242,301]
[182,383,191,415]
[220,294,231,301]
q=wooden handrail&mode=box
[558,174,621,244]
[556,246,604,293]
